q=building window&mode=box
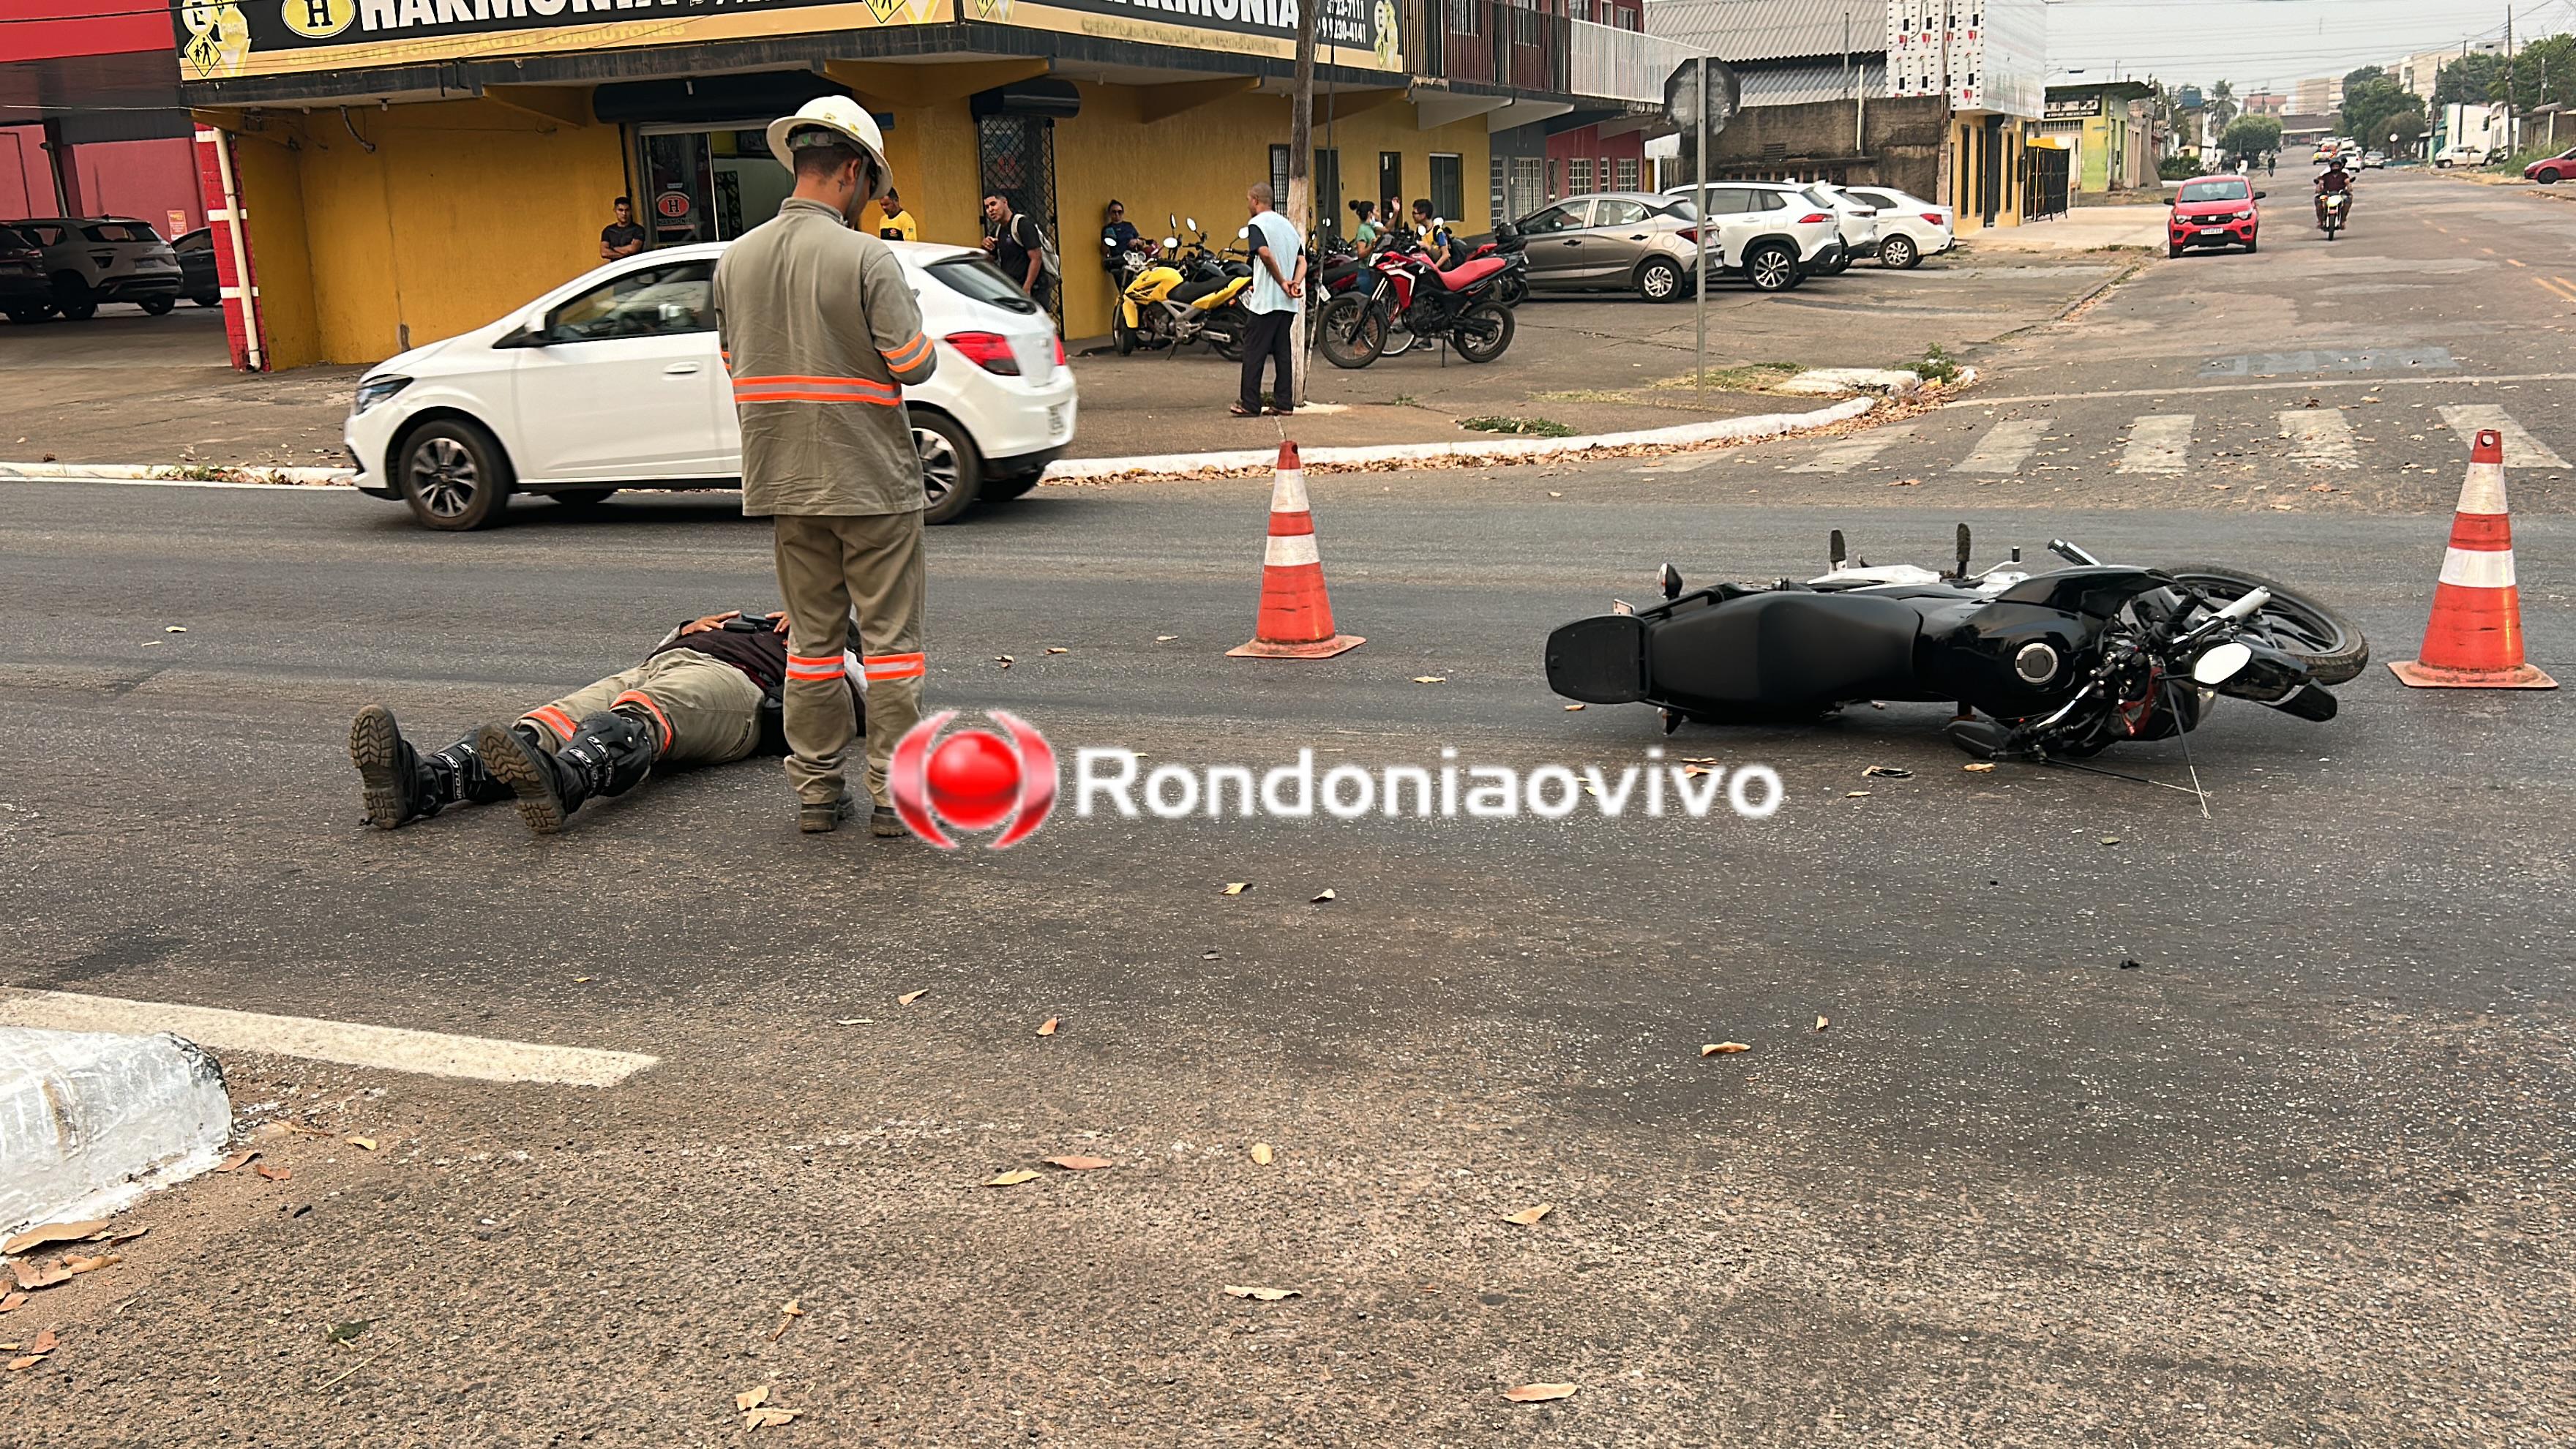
[1270,145,1290,212]
[1615,157,1639,191]
[1508,155,1546,219]
[1445,0,1478,34]
[1430,153,1464,223]
[1568,157,1594,194]
[1314,147,1341,236]
[1547,157,1560,199]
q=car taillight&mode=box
[1799,213,1832,224]
[1675,227,1699,243]
[943,331,1020,376]
[1922,213,1947,225]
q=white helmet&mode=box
[765,96,893,201]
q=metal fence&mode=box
[1570,19,1699,105]
[1427,0,1569,94]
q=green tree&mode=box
[2340,72,2427,156]
[2208,79,2239,131]
[2342,64,2386,96]
[2218,114,2283,162]
[2435,53,2503,107]
[2498,34,2576,113]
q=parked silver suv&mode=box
[1510,192,1707,302]
[9,217,184,320]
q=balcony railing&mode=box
[1570,18,1700,105]
[1425,0,1570,95]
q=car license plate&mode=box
[1047,404,1068,437]
[2199,226,2228,235]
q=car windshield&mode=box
[2176,180,2250,203]
[926,255,1038,315]
[1660,198,1699,221]
[83,222,162,244]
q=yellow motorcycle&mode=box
[1111,215,1251,360]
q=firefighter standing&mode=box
[711,97,939,836]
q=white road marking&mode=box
[1965,371,2576,404]
[2437,405,2569,468]
[2277,408,2359,468]
[0,989,657,1087]
[1951,419,2048,474]
[2119,414,2196,473]
[1793,424,1917,473]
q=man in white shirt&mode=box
[1235,181,1306,417]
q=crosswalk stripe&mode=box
[1793,424,1918,472]
[2438,405,2569,468]
[1951,419,2048,474]
[2277,408,2359,468]
[2119,414,2195,473]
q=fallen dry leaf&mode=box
[735,1385,770,1412]
[1962,762,1996,773]
[253,1162,291,1183]
[2100,836,2122,846]
[1311,889,1336,903]
[164,626,187,634]
[1221,1286,1300,1301]
[0,1293,26,1314]
[1156,634,1179,642]
[6,1355,43,1372]
[830,1018,870,1027]
[1222,881,1248,895]
[1045,1156,1114,1171]
[1503,1205,1553,1226]
[217,1150,261,1173]
[30,1330,55,1354]
[1248,1142,1273,1165]
[744,1407,799,1429]
[1411,675,1447,684]
[572,976,592,984]
[897,989,928,1005]
[104,1227,150,1246]
[983,1169,1041,1187]
[769,1298,804,1341]
[346,1136,378,1151]
[1890,476,1921,487]
[9,1262,70,1292]
[1036,1017,1059,1036]
[1844,790,1871,798]
[63,1254,120,1276]
[1504,1382,1579,1403]
[1563,703,1585,711]
[1548,490,1563,498]
[1682,765,1712,777]
[1044,647,1069,655]
[1816,1016,1830,1031]
[1700,1042,1751,1057]
[1,1221,106,1256]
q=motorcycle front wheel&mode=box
[1450,302,1514,364]
[2164,564,2370,684]
[1315,293,1385,370]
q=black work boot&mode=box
[870,805,904,839]
[478,709,659,835]
[349,705,511,829]
[800,791,856,835]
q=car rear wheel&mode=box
[396,419,514,531]
[1878,233,1919,269]
[50,274,96,321]
[190,294,220,307]
[1743,243,1798,293]
[1635,256,1684,302]
[915,412,983,525]
[138,296,175,315]
[3,306,51,324]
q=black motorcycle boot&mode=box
[350,705,512,828]
[479,709,659,835]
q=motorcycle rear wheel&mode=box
[1451,302,1514,364]
[2163,564,2370,684]
[1315,293,1385,370]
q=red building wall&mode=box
[1546,124,1651,200]
[0,0,198,233]
[0,0,173,63]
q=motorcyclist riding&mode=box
[2314,156,2354,229]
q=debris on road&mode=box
[1222,1286,1300,1301]
[1311,889,1336,903]
[897,990,928,1005]
[2,1221,107,1255]
[1223,882,1248,895]
[1503,1205,1553,1226]
[1963,762,1997,773]
[1412,675,1446,684]
[1036,1018,1060,1036]
[1503,1382,1578,1403]
[1862,765,1913,779]
[982,1169,1041,1187]
[1248,1143,1273,1166]
[1700,1043,1751,1057]
[1816,1016,1830,1031]
[769,1298,804,1341]
[1045,1156,1114,1171]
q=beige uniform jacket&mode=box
[711,198,938,517]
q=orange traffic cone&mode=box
[2389,427,2556,689]
[1229,441,1364,659]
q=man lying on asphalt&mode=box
[347,610,863,836]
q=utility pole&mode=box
[1288,0,1317,408]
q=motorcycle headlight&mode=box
[353,374,413,416]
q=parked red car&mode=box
[2166,175,2264,257]
[2526,146,2576,184]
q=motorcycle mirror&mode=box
[1657,563,1683,600]
[1828,529,1846,569]
[1954,523,1972,579]
[1238,226,1250,239]
[1164,236,1178,250]
[2193,641,2254,686]
[1186,217,1198,230]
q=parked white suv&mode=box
[1833,184,1956,269]
[1664,182,1847,292]
[9,217,184,319]
[346,240,1077,531]
[1803,181,1883,273]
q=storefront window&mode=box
[637,127,794,246]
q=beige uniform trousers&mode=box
[771,512,926,808]
[517,652,764,768]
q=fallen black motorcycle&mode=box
[1544,529,2368,760]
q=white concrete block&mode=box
[0,1027,231,1239]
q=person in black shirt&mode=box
[348,610,864,835]
[981,192,1048,300]
[600,196,646,260]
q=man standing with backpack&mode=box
[982,192,1053,306]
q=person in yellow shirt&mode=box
[872,187,919,242]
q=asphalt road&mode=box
[1,170,2571,1445]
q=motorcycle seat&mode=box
[1648,591,1921,710]
[1433,257,1508,291]
[1169,274,1229,304]
[1319,259,1365,289]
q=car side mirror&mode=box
[2253,190,2267,199]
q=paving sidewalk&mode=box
[1,254,2124,469]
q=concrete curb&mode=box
[0,1027,231,1239]
[0,393,1902,493]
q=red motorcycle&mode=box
[1314,231,1518,370]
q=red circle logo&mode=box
[889,711,1056,849]
[656,191,691,219]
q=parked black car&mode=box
[173,228,221,307]
[0,225,53,323]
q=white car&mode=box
[1833,185,1956,269]
[10,216,185,319]
[1802,181,1884,273]
[347,240,1077,531]
[2434,145,2487,169]
[1662,182,1847,291]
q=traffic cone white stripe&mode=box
[1270,468,1309,513]
[2439,547,2516,588]
[1265,533,1322,567]
[2455,458,2507,514]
